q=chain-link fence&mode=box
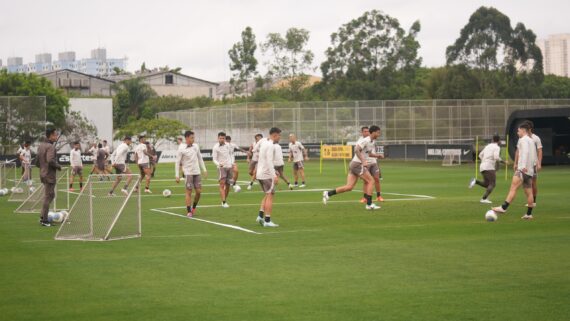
[158,99,570,148]
[0,96,47,154]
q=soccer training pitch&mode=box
[1,160,569,321]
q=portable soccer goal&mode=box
[14,168,70,213]
[0,160,17,191]
[442,150,462,166]
[55,174,141,241]
[8,165,41,202]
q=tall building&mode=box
[537,34,570,77]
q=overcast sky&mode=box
[1,0,568,81]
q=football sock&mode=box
[187,206,191,212]
[366,194,372,206]
[69,183,72,188]
[363,193,367,198]
[193,202,198,209]
[527,207,533,215]
[265,216,271,223]
[302,181,305,185]
[259,210,264,218]
[328,190,337,197]
[79,182,83,189]
[533,195,537,203]
[294,181,298,185]
[501,201,510,210]
[376,192,381,197]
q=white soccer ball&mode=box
[485,210,498,222]
[0,190,5,196]
[1,188,8,195]
[29,186,35,193]
[162,189,172,198]
[233,184,241,193]
[48,211,64,223]
[15,187,24,194]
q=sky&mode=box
[0,0,568,82]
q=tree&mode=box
[261,27,315,99]
[114,118,187,149]
[112,77,156,127]
[228,26,258,95]
[56,111,98,151]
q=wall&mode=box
[69,98,113,147]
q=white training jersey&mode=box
[351,136,375,163]
[19,149,32,165]
[530,133,542,166]
[228,142,239,164]
[256,138,276,180]
[175,143,207,177]
[273,143,285,166]
[479,143,501,172]
[289,141,305,162]
[212,142,232,168]
[251,140,262,162]
[88,146,98,155]
[357,136,377,164]
[70,149,83,167]
[517,135,538,176]
[178,143,187,152]
[112,142,130,165]
[134,143,149,164]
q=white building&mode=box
[537,34,570,78]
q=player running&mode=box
[246,134,263,190]
[469,135,501,203]
[255,127,282,227]
[288,134,308,187]
[212,132,234,208]
[93,143,111,176]
[492,122,537,219]
[357,126,384,203]
[108,136,134,196]
[273,141,293,189]
[69,141,84,192]
[175,130,207,217]
[322,125,382,210]
[225,135,248,192]
[134,135,155,193]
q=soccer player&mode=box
[226,135,248,192]
[322,125,382,210]
[492,122,537,220]
[246,134,263,190]
[256,127,282,227]
[469,135,501,203]
[108,136,134,196]
[69,141,84,192]
[18,141,33,187]
[288,134,308,187]
[175,130,207,217]
[146,141,158,178]
[212,132,234,208]
[93,143,111,175]
[525,121,542,207]
[134,135,155,193]
[357,126,384,203]
[37,128,62,226]
[273,141,293,189]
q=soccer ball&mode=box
[48,211,64,223]
[0,190,5,196]
[485,210,498,222]
[233,184,241,193]
[162,189,172,198]
[29,186,36,193]
[1,188,8,194]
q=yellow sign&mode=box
[321,145,353,159]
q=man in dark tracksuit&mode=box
[37,128,61,226]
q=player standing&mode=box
[108,136,134,196]
[212,132,234,208]
[175,130,207,217]
[134,135,154,193]
[357,126,384,203]
[288,134,308,187]
[273,141,293,189]
[256,127,282,227]
[322,125,382,210]
[37,128,62,226]
[469,135,501,203]
[225,135,248,192]
[18,141,33,188]
[492,122,537,219]
[69,141,84,192]
[246,134,263,190]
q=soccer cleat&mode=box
[480,199,492,204]
[288,184,293,190]
[376,196,385,202]
[263,221,279,227]
[521,214,534,220]
[322,191,329,205]
[247,184,253,191]
[187,211,193,218]
[40,221,51,227]
[144,188,152,194]
[108,192,115,197]
[256,216,264,225]
[492,206,506,213]
[121,188,129,196]
[233,185,241,193]
[294,184,299,188]
[366,203,381,210]
[469,178,476,189]
[299,184,306,188]
[359,197,366,203]
[222,202,230,208]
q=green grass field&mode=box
[1,160,569,321]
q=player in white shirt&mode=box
[68,141,84,191]
[246,134,263,190]
[175,130,207,217]
[18,141,33,187]
[212,132,234,208]
[255,128,282,227]
[357,126,384,204]
[273,142,293,189]
[288,134,308,187]
[493,122,537,219]
[512,120,543,207]
[134,135,155,193]
[108,136,134,196]
[225,135,248,192]
[469,135,502,203]
[322,125,382,210]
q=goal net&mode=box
[442,150,462,166]
[8,165,41,202]
[0,160,18,191]
[55,174,141,241]
[14,168,70,213]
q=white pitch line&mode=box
[146,234,211,238]
[150,208,261,235]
